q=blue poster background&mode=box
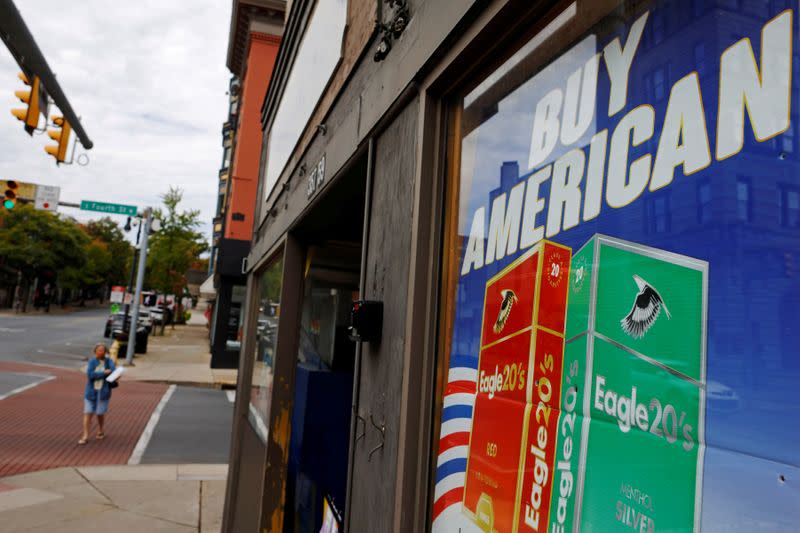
[433,1,800,531]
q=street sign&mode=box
[110,286,125,304]
[80,200,137,216]
[34,184,60,212]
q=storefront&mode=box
[223,0,800,531]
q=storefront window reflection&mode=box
[432,1,800,531]
[249,255,283,440]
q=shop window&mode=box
[736,178,752,222]
[646,193,671,233]
[698,179,712,223]
[249,254,284,440]
[432,1,800,531]
[263,0,347,201]
[781,186,800,228]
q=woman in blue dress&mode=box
[80,342,115,445]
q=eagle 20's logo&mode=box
[493,289,518,334]
[620,274,671,339]
[546,250,567,288]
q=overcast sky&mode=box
[0,0,232,244]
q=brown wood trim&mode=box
[221,271,261,532]
[259,234,305,533]
[343,139,375,531]
[392,87,449,531]
[425,97,464,530]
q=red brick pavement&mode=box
[0,361,167,477]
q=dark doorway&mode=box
[282,154,367,533]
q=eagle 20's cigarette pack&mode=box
[561,234,708,533]
[463,240,571,533]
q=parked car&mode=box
[138,309,153,333]
[149,305,174,326]
[103,312,149,354]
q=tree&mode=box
[0,205,89,310]
[146,187,208,331]
[85,217,133,288]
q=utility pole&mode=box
[123,219,143,325]
[126,208,152,366]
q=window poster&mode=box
[432,1,800,532]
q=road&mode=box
[0,307,108,368]
[0,309,233,474]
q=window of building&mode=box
[651,9,666,45]
[693,0,706,17]
[782,120,795,154]
[737,178,752,222]
[249,254,284,440]
[646,193,671,233]
[222,146,232,169]
[263,0,347,202]
[771,0,792,17]
[718,0,742,10]
[694,42,706,76]
[781,186,800,228]
[645,66,670,101]
[698,179,712,223]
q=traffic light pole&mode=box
[0,0,93,148]
[125,208,151,366]
[123,221,143,325]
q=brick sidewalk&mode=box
[0,361,167,477]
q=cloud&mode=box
[0,0,232,245]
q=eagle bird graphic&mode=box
[493,289,518,334]
[620,275,671,339]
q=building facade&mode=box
[210,0,285,368]
[223,0,800,531]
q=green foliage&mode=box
[0,206,132,294]
[0,205,89,282]
[85,217,133,286]
[146,187,208,296]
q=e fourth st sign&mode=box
[80,200,138,216]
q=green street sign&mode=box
[80,200,138,216]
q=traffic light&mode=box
[44,115,71,164]
[10,73,41,134]
[2,180,19,209]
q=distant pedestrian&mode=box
[79,343,116,445]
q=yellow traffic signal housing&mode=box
[10,73,41,134]
[44,115,71,164]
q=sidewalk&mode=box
[0,361,167,478]
[0,301,105,317]
[121,324,237,389]
[0,464,227,532]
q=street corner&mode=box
[0,361,168,477]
